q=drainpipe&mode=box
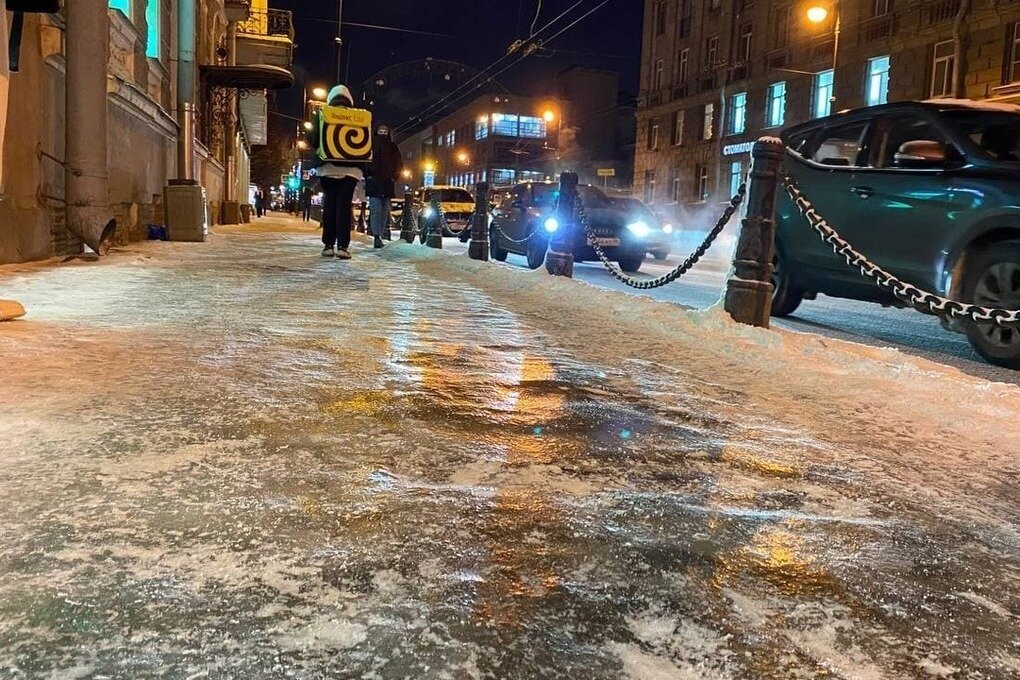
[952,0,971,98]
[65,0,116,254]
[176,0,197,181]
[225,20,237,201]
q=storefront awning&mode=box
[199,64,294,90]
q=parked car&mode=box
[489,181,650,272]
[777,99,1020,367]
[611,196,675,260]
[414,185,475,238]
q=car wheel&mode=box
[489,226,508,262]
[651,250,669,261]
[771,249,804,317]
[617,253,643,273]
[526,232,547,270]
[962,242,1020,369]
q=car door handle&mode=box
[850,185,874,199]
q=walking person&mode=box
[300,186,313,221]
[253,189,265,218]
[308,85,366,259]
[365,125,403,248]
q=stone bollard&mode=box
[357,201,368,233]
[724,137,784,328]
[469,181,490,261]
[426,195,444,249]
[545,171,578,277]
[0,299,26,321]
[399,192,415,243]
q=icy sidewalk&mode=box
[0,218,1018,679]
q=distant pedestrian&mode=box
[308,84,367,259]
[254,189,265,218]
[365,124,402,248]
[300,186,313,221]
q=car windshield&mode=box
[429,189,473,203]
[617,200,660,226]
[943,110,1020,162]
[530,184,609,209]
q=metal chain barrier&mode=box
[783,177,1020,327]
[575,184,746,290]
[491,218,540,245]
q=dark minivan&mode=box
[777,100,1020,367]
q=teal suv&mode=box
[776,100,1020,368]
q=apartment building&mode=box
[635,0,1020,220]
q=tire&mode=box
[617,253,643,273]
[526,232,547,270]
[962,242,1020,369]
[489,226,508,262]
[771,249,804,317]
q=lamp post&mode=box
[806,3,840,109]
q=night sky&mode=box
[271,0,643,135]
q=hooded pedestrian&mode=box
[365,124,403,248]
[308,84,366,259]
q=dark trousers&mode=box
[321,176,358,249]
[302,204,311,221]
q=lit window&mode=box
[766,81,786,128]
[109,0,130,15]
[491,113,520,136]
[475,119,489,140]
[518,116,547,138]
[931,41,955,98]
[648,118,660,150]
[492,169,515,184]
[703,103,714,140]
[866,55,890,106]
[813,69,834,118]
[729,161,743,198]
[728,92,746,135]
[146,0,160,58]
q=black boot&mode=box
[374,235,384,249]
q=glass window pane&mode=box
[109,0,131,15]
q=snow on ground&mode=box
[0,216,1017,679]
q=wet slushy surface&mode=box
[1,223,1017,678]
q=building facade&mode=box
[635,0,1020,222]
[396,67,633,193]
[0,0,294,264]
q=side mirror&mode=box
[894,140,947,168]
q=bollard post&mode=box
[724,137,784,328]
[469,181,490,261]
[545,172,578,277]
[399,192,415,243]
[357,201,368,233]
[426,195,444,249]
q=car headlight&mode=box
[543,217,559,233]
[626,221,651,238]
[663,223,674,235]
[423,206,436,218]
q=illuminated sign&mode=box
[723,142,754,156]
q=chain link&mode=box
[574,184,746,290]
[783,177,1020,327]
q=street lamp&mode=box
[806,3,840,108]
[303,121,313,131]
[423,160,436,173]
[542,109,557,123]
[401,169,412,180]
[456,151,470,165]
[311,86,328,101]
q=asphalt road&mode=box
[441,235,1020,386]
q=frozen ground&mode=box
[0,216,1018,679]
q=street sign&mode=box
[597,168,616,177]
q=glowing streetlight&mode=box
[423,160,436,173]
[805,5,829,23]
[456,151,470,165]
[311,86,328,100]
[401,169,412,180]
[303,121,313,131]
[542,109,557,123]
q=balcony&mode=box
[921,0,960,26]
[236,8,294,68]
[860,13,896,43]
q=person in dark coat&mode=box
[365,125,403,248]
[300,186,314,221]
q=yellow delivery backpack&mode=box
[317,105,373,163]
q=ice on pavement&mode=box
[0,217,1017,678]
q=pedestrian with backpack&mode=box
[308,84,372,259]
[365,125,403,248]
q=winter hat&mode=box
[327,85,354,107]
